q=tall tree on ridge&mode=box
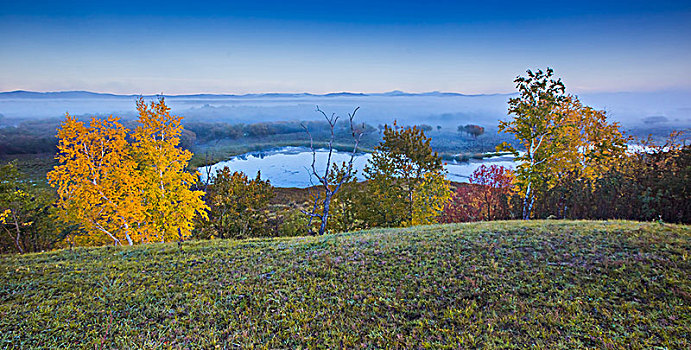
[132,97,208,242]
[49,115,145,246]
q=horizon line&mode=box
[0,89,515,98]
[2,88,689,98]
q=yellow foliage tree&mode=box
[48,115,145,246]
[132,97,208,243]
[48,98,208,246]
[411,172,451,226]
[499,68,628,219]
[553,96,628,182]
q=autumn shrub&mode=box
[276,208,310,237]
[442,164,516,222]
[533,132,690,223]
[441,184,483,222]
[326,179,367,233]
[0,162,65,253]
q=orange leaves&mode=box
[48,98,207,247]
[134,97,184,146]
[49,115,143,246]
[132,97,208,243]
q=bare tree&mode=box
[302,106,363,235]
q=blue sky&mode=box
[1,1,690,94]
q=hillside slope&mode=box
[1,221,689,348]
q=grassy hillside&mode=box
[1,221,689,348]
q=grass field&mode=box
[1,220,689,348]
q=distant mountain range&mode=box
[0,90,512,99]
[1,89,689,129]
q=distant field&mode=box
[1,220,689,348]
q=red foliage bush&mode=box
[442,165,515,222]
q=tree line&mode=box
[443,68,688,223]
[1,68,688,253]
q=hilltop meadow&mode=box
[1,69,689,348]
[3,0,691,344]
[1,220,689,348]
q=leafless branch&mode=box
[301,106,363,235]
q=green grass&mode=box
[1,220,689,348]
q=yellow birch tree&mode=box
[499,68,628,219]
[132,97,207,242]
[554,96,628,181]
[48,115,144,246]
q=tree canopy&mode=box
[132,97,208,242]
[498,68,627,219]
[360,123,450,227]
[48,98,207,246]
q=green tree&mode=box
[203,167,274,239]
[498,68,567,219]
[1,162,61,253]
[360,123,450,227]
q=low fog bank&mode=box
[1,90,689,131]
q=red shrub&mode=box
[442,165,515,222]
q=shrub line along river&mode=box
[198,146,516,188]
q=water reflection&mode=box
[198,147,515,188]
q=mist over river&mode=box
[198,147,516,188]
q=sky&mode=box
[1,0,690,95]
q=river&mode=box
[198,146,516,188]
